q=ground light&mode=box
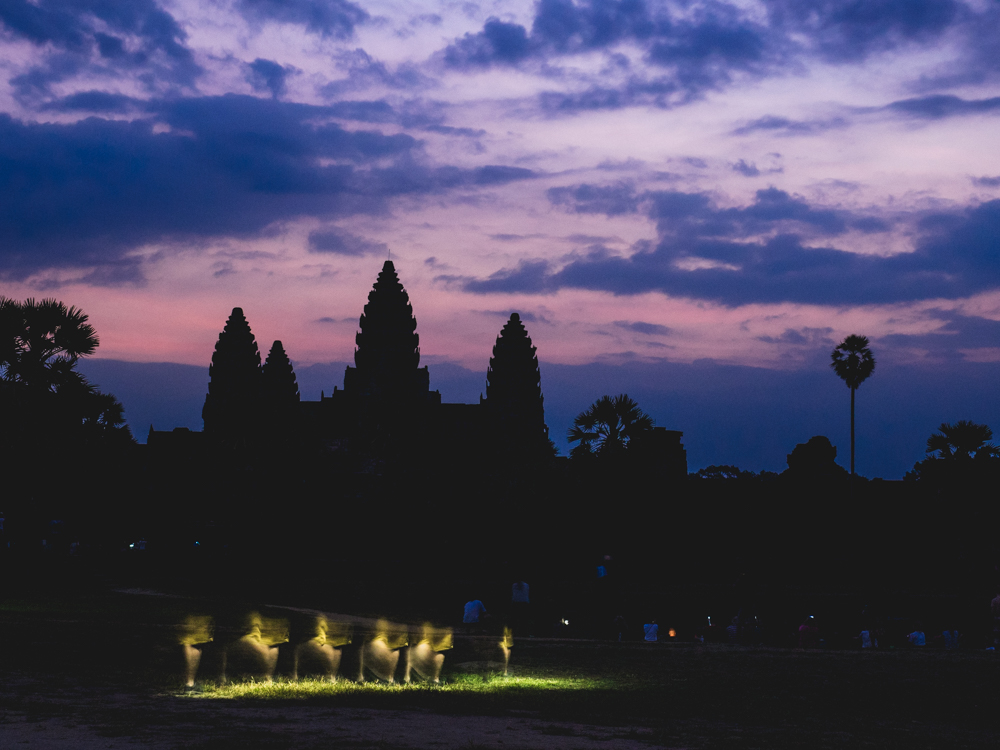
[184,674,606,700]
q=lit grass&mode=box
[188,673,605,700]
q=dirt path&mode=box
[0,672,658,749]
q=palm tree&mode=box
[830,334,876,476]
[568,394,653,457]
[1,297,130,443]
[926,421,997,461]
[0,297,99,393]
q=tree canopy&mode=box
[830,334,876,391]
[1,297,131,444]
[0,297,99,393]
[568,394,653,458]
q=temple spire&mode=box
[484,312,549,455]
[344,260,431,403]
[202,307,261,440]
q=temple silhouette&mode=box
[147,260,687,483]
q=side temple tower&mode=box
[483,313,550,458]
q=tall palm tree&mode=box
[830,334,876,476]
[568,394,654,457]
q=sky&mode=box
[4,0,1000,477]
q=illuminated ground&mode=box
[2,590,999,748]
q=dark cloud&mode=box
[1,0,200,96]
[537,76,680,112]
[308,229,388,256]
[235,0,368,39]
[614,320,672,336]
[548,182,639,215]
[880,310,1000,358]
[247,58,295,99]
[466,185,1000,306]
[477,309,543,323]
[764,0,961,63]
[320,49,429,97]
[884,94,1000,119]
[473,165,536,184]
[42,90,145,114]
[732,159,760,177]
[972,175,1000,188]
[757,327,834,345]
[424,124,487,137]
[444,18,533,68]
[0,94,537,281]
[731,115,848,136]
[489,233,544,241]
[644,10,771,92]
[443,1,779,105]
[445,260,554,294]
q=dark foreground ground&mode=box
[1,588,999,749]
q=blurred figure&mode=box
[644,620,658,642]
[222,613,289,684]
[992,592,1000,648]
[293,616,349,682]
[177,615,213,688]
[613,614,628,642]
[405,624,452,684]
[511,580,530,636]
[798,616,820,649]
[727,617,739,643]
[463,598,488,633]
[940,627,960,651]
[360,620,408,682]
[860,629,878,649]
[499,626,514,675]
[907,624,926,647]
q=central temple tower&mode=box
[343,260,435,406]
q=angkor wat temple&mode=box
[150,259,686,478]
[141,260,686,569]
[149,260,558,473]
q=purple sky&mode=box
[4,1,1000,476]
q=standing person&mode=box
[644,620,659,642]
[511,580,530,636]
[726,617,739,644]
[941,627,960,651]
[906,623,926,647]
[798,617,820,649]
[463,599,488,633]
[991,592,1000,649]
[613,614,628,642]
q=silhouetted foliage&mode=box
[831,334,875,476]
[693,464,759,481]
[0,297,132,445]
[484,313,553,460]
[202,307,261,444]
[0,297,98,393]
[568,394,653,459]
[906,420,1000,484]
[784,435,849,481]
[926,420,997,460]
